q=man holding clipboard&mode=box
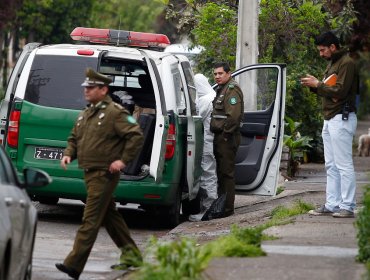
[301,31,358,218]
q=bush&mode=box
[356,185,370,264]
[191,3,238,76]
[134,237,210,280]
[283,117,312,177]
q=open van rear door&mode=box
[140,51,168,183]
[177,58,203,200]
[230,64,286,196]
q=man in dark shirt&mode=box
[301,31,358,218]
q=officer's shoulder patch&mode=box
[228,84,235,89]
[114,103,124,110]
[229,96,237,105]
[126,115,137,124]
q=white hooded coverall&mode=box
[194,73,218,212]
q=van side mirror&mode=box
[23,168,52,188]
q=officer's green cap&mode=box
[81,68,112,86]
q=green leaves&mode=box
[204,225,266,259]
[17,0,93,44]
[136,237,211,280]
[135,224,267,279]
[283,116,312,177]
[284,116,313,149]
[90,0,165,33]
[191,3,237,74]
[14,0,166,45]
[356,185,370,264]
[330,1,358,44]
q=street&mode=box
[32,199,170,280]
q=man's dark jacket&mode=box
[313,49,358,120]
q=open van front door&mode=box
[140,51,168,183]
[231,64,286,196]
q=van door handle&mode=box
[19,199,27,208]
[5,197,13,207]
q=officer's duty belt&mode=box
[212,115,227,119]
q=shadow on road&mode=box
[36,200,188,230]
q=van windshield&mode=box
[25,55,97,110]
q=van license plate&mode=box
[34,147,64,160]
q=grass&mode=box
[276,185,285,195]
[253,199,315,231]
[130,237,210,280]
[203,225,266,258]
[131,226,267,280]
[269,199,313,221]
[125,199,315,280]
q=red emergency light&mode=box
[70,27,171,50]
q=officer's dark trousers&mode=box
[64,170,138,273]
[213,132,240,214]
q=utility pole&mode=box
[236,0,259,110]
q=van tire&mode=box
[37,196,59,205]
[160,186,181,228]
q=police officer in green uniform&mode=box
[210,62,244,218]
[55,68,144,279]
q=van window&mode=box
[181,61,197,115]
[171,65,186,115]
[241,68,278,111]
[99,58,147,88]
[25,55,97,110]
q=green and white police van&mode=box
[0,27,286,227]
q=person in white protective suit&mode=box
[189,73,218,222]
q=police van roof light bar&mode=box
[70,27,170,49]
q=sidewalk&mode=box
[201,160,369,280]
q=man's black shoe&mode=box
[55,263,80,279]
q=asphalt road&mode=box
[32,199,170,280]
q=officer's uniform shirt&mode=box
[210,78,244,136]
[64,95,143,170]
